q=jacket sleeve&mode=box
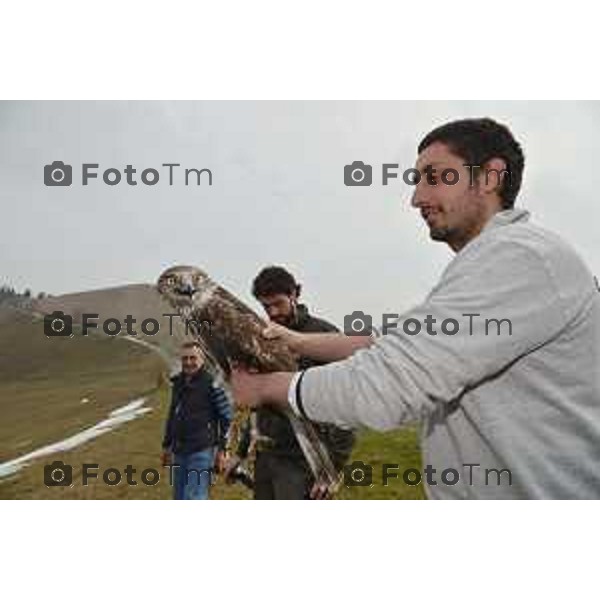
[295,239,593,431]
[210,383,233,450]
[162,388,177,450]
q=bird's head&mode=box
[157,265,213,317]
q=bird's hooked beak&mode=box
[176,273,196,297]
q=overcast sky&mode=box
[1,101,599,323]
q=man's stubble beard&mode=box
[429,192,490,250]
[280,301,298,328]
[429,224,453,242]
[429,220,480,251]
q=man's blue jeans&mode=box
[172,447,216,500]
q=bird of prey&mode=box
[157,265,340,494]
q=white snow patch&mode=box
[0,398,151,479]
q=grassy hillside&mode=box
[0,311,425,500]
[32,283,192,362]
[0,311,165,494]
[2,380,424,499]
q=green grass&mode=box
[0,313,425,500]
[338,428,425,500]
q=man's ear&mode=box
[480,157,509,196]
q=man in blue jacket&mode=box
[161,341,232,500]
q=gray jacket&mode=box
[293,209,600,499]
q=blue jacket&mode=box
[162,367,232,455]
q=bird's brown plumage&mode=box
[157,265,297,375]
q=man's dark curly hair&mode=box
[252,266,301,298]
[418,118,525,209]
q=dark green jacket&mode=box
[238,304,355,470]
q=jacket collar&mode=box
[291,303,311,330]
[171,366,208,385]
[455,208,530,255]
[482,208,530,233]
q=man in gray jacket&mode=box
[229,117,600,499]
